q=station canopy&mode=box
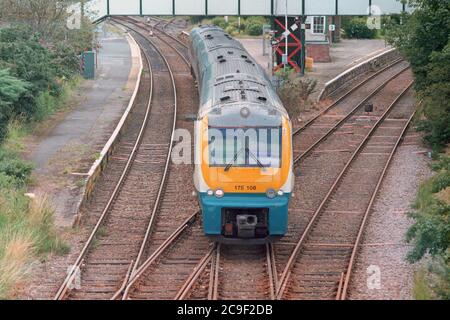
[86,0,413,20]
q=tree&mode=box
[385,0,450,150]
[0,69,29,142]
[0,0,73,40]
[386,0,450,299]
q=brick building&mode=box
[305,16,341,62]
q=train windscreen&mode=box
[207,126,282,169]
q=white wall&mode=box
[109,0,140,15]
[209,0,239,15]
[338,0,369,15]
[142,0,173,15]
[175,0,205,15]
[241,0,271,16]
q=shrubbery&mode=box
[198,16,268,37]
[0,24,90,143]
[0,1,93,297]
[385,0,450,299]
[276,68,317,121]
[407,154,450,300]
[342,16,377,39]
[247,23,263,36]
[0,69,28,142]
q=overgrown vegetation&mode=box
[275,68,318,121]
[195,16,269,36]
[385,0,450,300]
[0,126,69,298]
[342,16,378,39]
[407,153,450,299]
[0,0,95,298]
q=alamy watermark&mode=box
[367,265,382,290]
[367,5,383,30]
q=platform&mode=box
[28,24,141,226]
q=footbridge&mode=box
[87,0,412,20]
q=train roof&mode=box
[190,26,288,120]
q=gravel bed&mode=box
[347,130,432,300]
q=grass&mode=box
[0,189,69,299]
[407,151,450,300]
[0,79,80,298]
[413,268,434,300]
[34,77,82,122]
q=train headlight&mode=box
[207,190,214,196]
[277,190,284,197]
[266,189,276,199]
[214,189,225,198]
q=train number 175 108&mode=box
[234,185,257,191]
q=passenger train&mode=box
[189,25,294,243]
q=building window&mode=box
[312,16,326,34]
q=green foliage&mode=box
[0,122,67,299]
[276,68,317,119]
[247,23,263,36]
[0,147,33,186]
[211,17,228,30]
[407,154,450,299]
[385,0,450,150]
[0,69,29,142]
[0,23,90,142]
[0,26,60,119]
[414,268,435,300]
[342,16,377,39]
[199,16,269,36]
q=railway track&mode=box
[120,16,190,65]
[276,80,416,299]
[109,19,278,301]
[174,243,277,300]
[54,16,417,300]
[176,64,415,301]
[292,60,410,163]
[105,18,215,300]
[54,21,179,299]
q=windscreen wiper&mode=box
[224,148,266,172]
[224,148,244,172]
[247,148,267,169]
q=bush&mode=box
[342,17,377,39]
[247,23,263,36]
[276,68,317,120]
[0,69,29,143]
[0,148,33,185]
[225,25,238,36]
[211,16,228,30]
[406,154,450,300]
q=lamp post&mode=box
[284,0,288,71]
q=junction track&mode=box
[54,18,191,300]
[53,17,416,300]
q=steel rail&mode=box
[110,18,180,278]
[54,32,154,300]
[209,243,221,300]
[122,16,190,67]
[112,211,201,300]
[113,18,206,299]
[294,65,410,164]
[266,243,277,300]
[198,243,276,300]
[275,81,414,300]
[292,58,404,137]
[174,244,217,300]
[110,18,213,301]
[338,110,416,300]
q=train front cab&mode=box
[196,107,294,244]
[199,192,290,244]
